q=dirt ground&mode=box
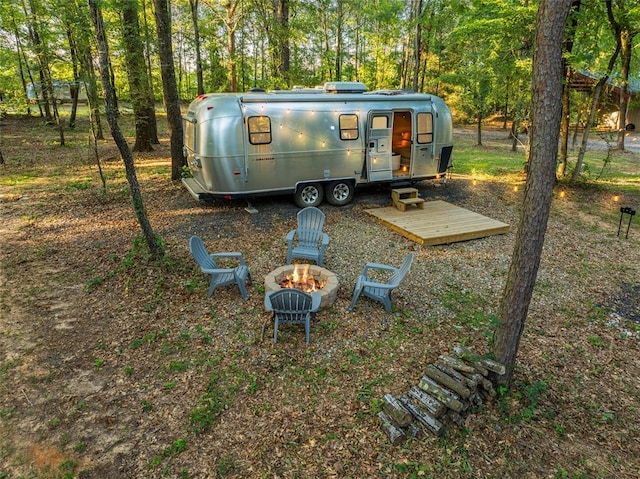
[1,115,639,478]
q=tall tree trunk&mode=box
[25,0,65,144]
[22,0,52,122]
[494,0,572,387]
[153,0,186,182]
[118,0,154,152]
[189,0,204,95]
[64,25,81,128]
[82,46,104,139]
[141,0,160,144]
[511,86,523,153]
[88,0,163,259]
[11,14,32,116]
[616,28,635,151]
[412,0,423,92]
[334,0,343,81]
[571,0,622,182]
[558,0,581,177]
[271,0,290,86]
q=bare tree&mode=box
[493,0,572,387]
[88,0,163,259]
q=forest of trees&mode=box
[0,0,637,387]
[0,1,638,143]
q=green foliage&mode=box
[163,438,187,457]
[190,371,229,434]
[499,380,549,424]
[181,165,192,178]
[85,277,104,293]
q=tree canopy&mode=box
[0,0,637,126]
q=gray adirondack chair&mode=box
[263,289,322,344]
[189,235,252,300]
[348,253,414,312]
[286,207,330,266]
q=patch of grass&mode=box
[453,146,525,176]
[64,179,93,192]
[163,438,187,457]
[587,335,606,348]
[0,172,39,186]
[59,459,77,479]
[0,359,20,386]
[167,359,189,373]
[499,380,548,424]
[73,441,87,453]
[216,453,239,477]
[141,400,153,413]
[190,371,229,434]
[85,277,104,293]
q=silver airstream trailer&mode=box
[182,82,453,207]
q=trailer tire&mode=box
[325,180,354,206]
[294,183,324,208]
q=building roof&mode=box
[569,69,640,95]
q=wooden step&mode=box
[392,187,419,196]
[396,197,425,212]
[392,187,423,211]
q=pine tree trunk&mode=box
[494,0,572,386]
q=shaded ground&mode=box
[1,115,640,478]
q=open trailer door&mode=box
[411,111,436,177]
[366,111,393,182]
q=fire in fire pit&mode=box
[264,264,339,310]
[278,264,327,292]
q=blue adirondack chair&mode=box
[264,289,322,344]
[348,253,414,312]
[189,235,252,300]
[286,207,330,266]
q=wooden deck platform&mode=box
[365,200,510,246]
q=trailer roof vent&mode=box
[323,81,367,94]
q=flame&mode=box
[292,264,309,283]
[280,265,326,292]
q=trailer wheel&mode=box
[325,180,354,206]
[294,183,324,208]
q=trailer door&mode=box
[411,112,435,176]
[366,112,393,181]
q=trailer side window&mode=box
[339,114,359,140]
[248,116,272,144]
[417,113,433,144]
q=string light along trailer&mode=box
[181,82,453,208]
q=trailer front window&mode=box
[417,113,433,144]
[183,117,196,151]
[339,114,359,140]
[248,116,272,144]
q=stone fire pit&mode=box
[264,264,339,310]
